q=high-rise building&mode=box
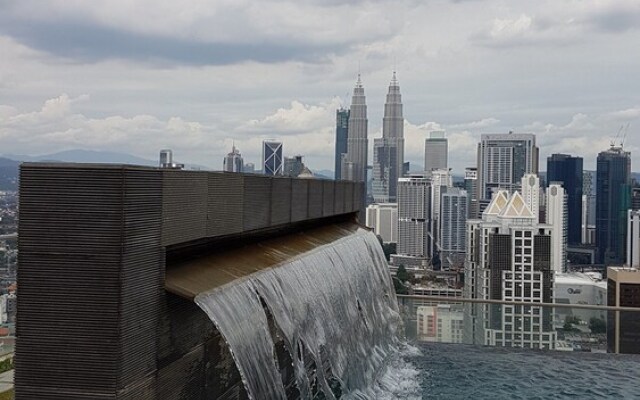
[159,149,173,168]
[547,154,583,245]
[521,174,541,224]
[334,108,349,180]
[424,131,448,176]
[372,72,404,203]
[465,174,556,350]
[476,133,539,217]
[429,169,453,256]
[283,155,304,177]
[582,170,597,244]
[243,163,256,174]
[372,138,399,203]
[627,210,640,268]
[440,187,467,269]
[607,267,640,354]
[223,145,244,173]
[464,167,478,219]
[631,186,640,211]
[262,140,283,175]
[417,304,463,343]
[366,203,398,244]
[342,74,368,185]
[397,176,430,259]
[159,149,183,169]
[546,183,567,273]
[596,146,631,264]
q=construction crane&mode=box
[611,125,624,148]
[620,122,630,149]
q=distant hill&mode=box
[0,149,216,191]
[0,158,20,191]
[314,169,334,180]
[3,149,210,171]
[5,149,157,166]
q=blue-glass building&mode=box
[334,108,349,180]
[596,146,631,264]
[547,154,583,245]
[262,140,283,175]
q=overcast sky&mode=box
[1,0,639,173]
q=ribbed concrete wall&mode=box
[17,165,163,400]
[16,163,363,400]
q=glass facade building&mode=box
[596,146,631,264]
[476,133,538,217]
[334,108,349,180]
[547,154,583,245]
[262,140,283,176]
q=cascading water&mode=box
[194,227,402,399]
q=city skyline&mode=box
[0,1,638,173]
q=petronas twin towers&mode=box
[341,74,369,183]
[340,72,404,202]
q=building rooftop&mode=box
[555,272,606,289]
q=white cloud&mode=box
[2,0,403,49]
[243,98,343,134]
[450,118,500,129]
[0,94,222,162]
[0,1,639,174]
[525,110,639,169]
[490,14,533,40]
[608,107,640,120]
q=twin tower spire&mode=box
[341,72,404,203]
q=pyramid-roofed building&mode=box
[498,191,534,219]
[483,190,510,216]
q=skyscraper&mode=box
[465,175,556,350]
[342,75,368,186]
[159,149,183,169]
[582,170,597,244]
[429,168,453,256]
[372,72,404,203]
[159,149,173,168]
[547,154,583,245]
[464,167,478,219]
[262,140,283,175]
[243,163,256,173]
[476,133,539,216]
[283,155,304,177]
[596,146,631,264]
[334,108,349,180]
[607,267,640,354]
[546,183,567,273]
[627,210,640,268]
[366,203,398,244]
[424,131,448,176]
[223,145,244,173]
[397,176,430,259]
[372,138,398,203]
[440,187,467,269]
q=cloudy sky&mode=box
[0,0,639,173]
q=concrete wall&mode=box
[16,164,363,400]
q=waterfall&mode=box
[195,227,401,399]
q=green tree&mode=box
[396,265,409,282]
[589,317,606,334]
[382,242,396,261]
[393,277,408,295]
[563,316,580,332]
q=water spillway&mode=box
[16,163,383,399]
[166,223,401,399]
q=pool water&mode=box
[407,343,640,399]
